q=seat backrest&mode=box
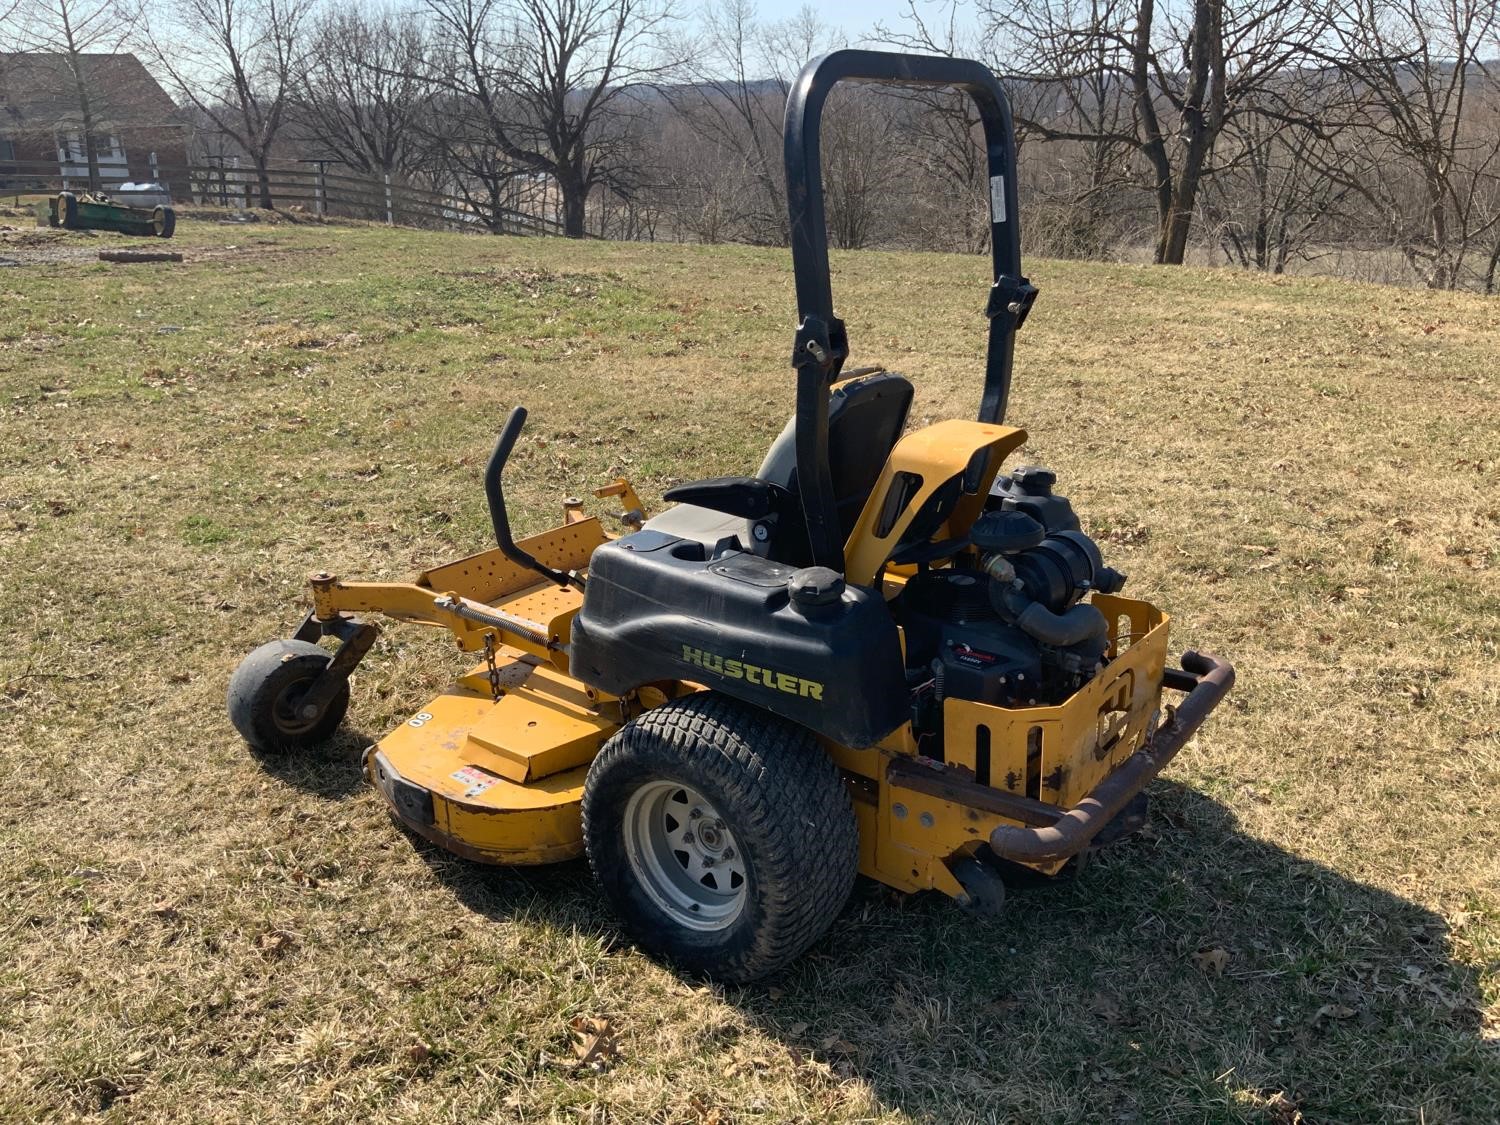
[756,371,914,563]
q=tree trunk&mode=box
[254,155,274,210]
[558,173,588,238]
[71,72,101,191]
[1158,0,1220,266]
[1132,0,1176,264]
[1159,202,1195,265]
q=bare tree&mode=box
[418,0,678,238]
[665,1,839,245]
[139,0,312,209]
[986,0,1328,264]
[417,90,536,232]
[649,114,760,242]
[879,2,1035,253]
[820,87,906,249]
[293,3,433,181]
[9,0,136,190]
[1314,0,1500,289]
[1202,68,1351,273]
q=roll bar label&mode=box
[990,175,1006,223]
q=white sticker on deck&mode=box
[451,765,499,799]
[990,175,1006,223]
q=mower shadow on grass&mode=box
[727,779,1491,1122]
[246,727,375,800]
[399,776,1488,1121]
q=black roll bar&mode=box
[782,49,1037,573]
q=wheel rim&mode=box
[271,675,323,735]
[623,781,747,931]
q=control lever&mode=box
[485,406,581,590]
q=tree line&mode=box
[3,0,1498,290]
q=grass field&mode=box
[2,211,1497,1123]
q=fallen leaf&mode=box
[568,1015,618,1071]
[1265,1089,1304,1124]
[1310,1003,1356,1026]
[688,1093,730,1124]
[405,1041,430,1065]
[257,929,298,958]
[1193,946,1230,976]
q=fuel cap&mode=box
[788,566,846,607]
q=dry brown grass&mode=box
[1,218,1496,1123]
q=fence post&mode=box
[316,167,326,217]
[385,174,394,226]
[149,151,158,183]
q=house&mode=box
[0,52,189,196]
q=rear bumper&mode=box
[987,651,1234,863]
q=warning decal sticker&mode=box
[990,175,1006,223]
[451,765,501,799]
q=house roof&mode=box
[0,52,183,134]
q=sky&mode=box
[746,0,980,43]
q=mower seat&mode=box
[642,371,914,566]
[640,499,754,550]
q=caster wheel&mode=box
[227,639,348,753]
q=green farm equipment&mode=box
[49,191,175,239]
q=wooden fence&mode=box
[0,158,571,237]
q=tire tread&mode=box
[583,692,858,982]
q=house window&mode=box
[58,133,127,166]
[0,138,15,163]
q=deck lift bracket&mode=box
[291,603,380,719]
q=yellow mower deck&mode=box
[365,648,604,866]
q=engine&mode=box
[896,466,1126,733]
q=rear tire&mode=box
[583,692,858,983]
[56,192,78,230]
[228,639,349,753]
[153,205,175,239]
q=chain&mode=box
[483,631,502,702]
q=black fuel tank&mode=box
[571,530,908,747]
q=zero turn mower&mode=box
[229,50,1234,983]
